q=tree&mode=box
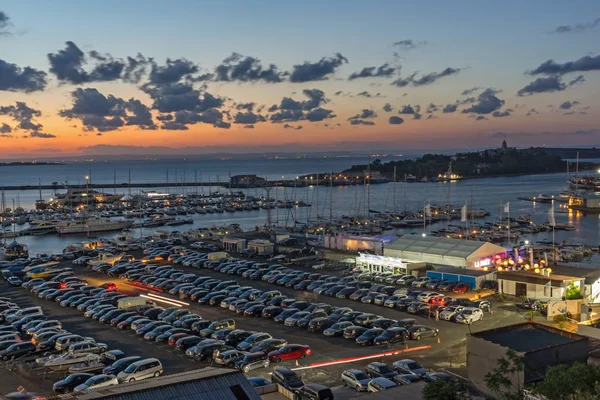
[566,280,583,300]
[422,379,469,400]
[484,350,526,400]
[534,362,600,400]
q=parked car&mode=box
[341,369,372,392]
[53,373,95,394]
[271,367,305,392]
[343,326,368,340]
[268,344,311,363]
[452,283,470,294]
[438,306,465,321]
[393,359,428,377]
[74,374,118,392]
[373,327,408,345]
[117,358,163,383]
[296,384,334,400]
[323,321,353,337]
[103,356,142,375]
[470,299,492,312]
[367,377,397,393]
[214,349,247,367]
[407,325,439,341]
[0,341,37,360]
[355,328,385,346]
[365,362,399,379]
[235,352,270,373]
[455,307,484,324]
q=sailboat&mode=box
[1,194,29,260]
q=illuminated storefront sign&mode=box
[474,258,492,268]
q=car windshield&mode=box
[462,310,474,315]
[354,372,369,380]
[364,330,381,338]
[407,361,422,370]
[123,364,137,373]
[378,365,394,374]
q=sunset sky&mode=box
[1,0,599,158]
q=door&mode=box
[515,283,527,297]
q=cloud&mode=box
[171,108,231,129]
[517,75,569,96]
[388,116,404,125]
[348,64,396,80]
[0,59,47,92]
[393,39,426,50]
[48,41,149,85]
[554,18,600,34]
[383,103,393,112]
[492,110,511,118]
[461,87,480,96]
[348,109,377,121]
[0,123,11,133]
[0,102,43,132]
[398,104,420,115]
[283,123,303,130]
[349,119,375,126]
[356,91,382,98]
[160,121,188,130]
[559,100,580,110]
[270,109,305,122]
[426,103,438,113]
[60,88,157,131]
[490,131,528,139]
[29,132,56,138]
[528,54,600,76]
[305,108,335,122]
[391,67,461,87]
[462,88,504,114]
[475,115,486,121]
[526,108,539,116]
[233,111,267,124]
[235,102,256,111]
[214,52,282,83]
[0,11,11,35]
[569,75,585,86]
[156,114,173,121]
[442,104,458,113]
[243,124,254,129]
[289,53,348,82]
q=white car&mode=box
[455,307,484,324]
[190,242,205,249]
[417,292,441,302]
[74,374,118,392]
[438,306,465,321]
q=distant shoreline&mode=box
[0,162,64,167]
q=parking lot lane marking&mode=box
[140,294,182,307]
[291,345,432,371]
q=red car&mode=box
[100,282,117,291]
[452,283,470,294]
[168,333,190,346]
[267,344,311,363]
[428,296,449,307]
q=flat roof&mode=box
[433,266,494,277]
[472,323,585,353]
[386,235,504,259]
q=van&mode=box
[117,358,163,383]
[297,384,334,400]
[6,306,43,323]
[55,335,91,351]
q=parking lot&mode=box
[0,245,534,396]
[69,251,528,388]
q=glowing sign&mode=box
[474,258,492,268]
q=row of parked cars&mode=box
[346,271,474,294]
[98,252,444,353]
[0,286,163,395]
[18,275,167,392]
[84,260,315,376]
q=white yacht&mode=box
[56,217,133,235]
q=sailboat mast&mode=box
[329,171,333,223]
[1,189,5,246]
[393,166,396,214]
[367,158,371,216]
[316,171,319,220]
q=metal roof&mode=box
[54,368,261,400]
[385,235,489,259]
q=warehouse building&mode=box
[384,235,507,269]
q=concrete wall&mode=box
[498,279,564,300]
[467,335,524,398]
[546,300,582,321]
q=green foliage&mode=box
[484,350,526,400]
[534,362,600,400]
[553,314,567,329]
[566,280,583,300]
[422,379,469,400]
